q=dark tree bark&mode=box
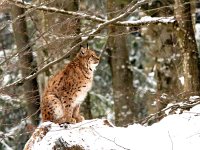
[107,1,137,126]
[11,5,40,126]
[81,94,93,120]
[174,0,200,97]
[142,0,180,114]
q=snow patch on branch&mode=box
[120,16,175,26]
[140,16,175,23]
[179,76,184,85]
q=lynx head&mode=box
[77,47,100,71]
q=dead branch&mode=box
[7,0,175,27]
[140,98,200,125]
[0,0,148,92]
[23,119,129,150]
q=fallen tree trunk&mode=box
[24,119,118,150]
[24,107,200,150]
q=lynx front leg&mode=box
[57,106,76,124]
[73,104,84,123]
[57,97,78,124]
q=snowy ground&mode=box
[26,104,200,150]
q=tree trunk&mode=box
[11,5,40,125]
[81,94,93,120]
[107,1,137,126]
[174,0,200,97]
[33,0,81,96]
[141,1,181,114]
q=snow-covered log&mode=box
[24,119,116,150]
[24,104,200,150]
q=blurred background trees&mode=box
[107,0,137,126]
[0,0,200,149]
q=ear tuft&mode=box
[80,47,86,55]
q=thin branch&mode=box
[0,0,57,32]
[139,98,200,125]
[0,0,148,92]
[91,127,131,150]
[119,16,175,26]
[168,131,174,150]
[7,0,175,27]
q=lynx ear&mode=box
[80,47,87,55]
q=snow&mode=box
[165,103,174,115]
[189,96,200,101]
[195,24,200,40]
[1,141,12,150]
[27,104,200,150]
[2,74,11,85]
[121,16,175,25]
[179,76,184,85]
[0,94,19,103]
[139,16,175,23]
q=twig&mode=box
[139,98,200,125]
[7,0,175,27]
[91,127,131,150]
[168,131,174,150]
[0,0,58,66]
[0,0,148,92]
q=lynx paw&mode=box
[56,117,76,124]
[67,117,76,124]
[75,115,85,123]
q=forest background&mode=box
[1,0,200,149]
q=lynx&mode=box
[41,47,100,124]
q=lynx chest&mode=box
[73,79,93,105]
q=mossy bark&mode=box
[174,0,200,97]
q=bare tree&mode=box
[11,5,40,125]
[141,0,181,116]
[33,0,81,96]
[174,0,200,97]
[107,0,137,126]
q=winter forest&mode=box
[1,0,200,149]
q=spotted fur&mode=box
[41,47,99,124]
